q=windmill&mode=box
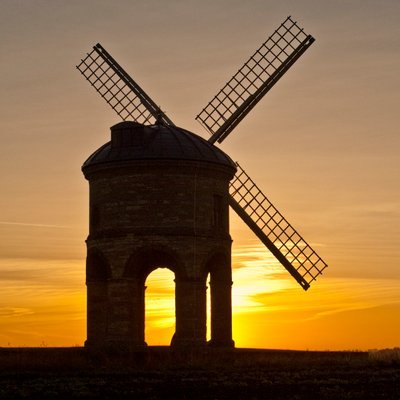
[77,16,326,301]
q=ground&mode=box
[0,347,399,399]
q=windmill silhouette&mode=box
[77,16,327,349]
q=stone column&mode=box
[209,278,234,348]
[172,277,207,348]
[106,279,147,349]
[86,281,108,348]
[136,282,146,346]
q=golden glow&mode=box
[1,1,399,350]
[232,243,295,313]
[1,243,399,350]
[0,258,85,347]
[145,268,175,345]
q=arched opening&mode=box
[124,247,184,347]
[206,273,211,341]
[145,267,175,346]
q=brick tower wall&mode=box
[83,159,235,350]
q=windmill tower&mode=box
[77,17,327,351]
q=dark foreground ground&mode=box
[0,347,399,399]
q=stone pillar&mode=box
[86,281,108,347]
[106,280,147,349]
[209,278,234,347]
[136,282,146,346]
[172,278,207,348]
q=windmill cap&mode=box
[82,121,236,170]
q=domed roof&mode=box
[82,121,236,170]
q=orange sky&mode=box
[0,1,399,350]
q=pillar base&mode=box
[85,339,148,354]
[207,339,235,348]
[170,334,206,349]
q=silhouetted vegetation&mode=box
[0,347,399,399]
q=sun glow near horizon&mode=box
[0,238,399,350]
[1,0,399,353]
[143,242,294,346]
[116,240,400,350]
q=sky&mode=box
[0,0,399,350]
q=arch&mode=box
[121,245,186,347]
[123,245,186,283]
[202,250,232,281]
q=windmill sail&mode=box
[230,163,327,290]
[196,16,314,144]
[76,43,174,126]
[77,22,327,291]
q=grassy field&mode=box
[0,347,399,399]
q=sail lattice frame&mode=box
[77,44,174,126]
[76,18,327,291]
[229,163,327,290]
[197,16,314,144]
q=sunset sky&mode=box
[1,0,399,350]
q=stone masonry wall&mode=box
[83,159,235,350]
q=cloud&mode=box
[306,300,400,321]
[232,242,283,270]
[0,221,70,229]
[248,277,400,323]
[0,268,53,281]
[0,307,34,318]
[0,258,84,299]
